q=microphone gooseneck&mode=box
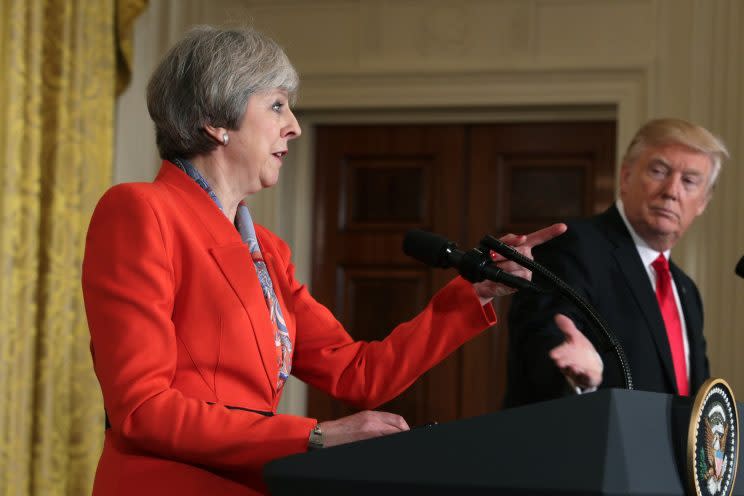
[736,255,744,279]
[479,233,634,391]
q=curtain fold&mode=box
[0,1,147,494]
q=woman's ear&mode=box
[204,125,228,145]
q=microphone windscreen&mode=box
[403,230,453,268]
[736,256,744,279]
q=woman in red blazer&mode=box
[82,26,594,495]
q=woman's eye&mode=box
[272,101,284,112]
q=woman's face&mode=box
[227,88,301,194]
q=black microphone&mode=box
[736,256,744,279]
[402,230,540,292]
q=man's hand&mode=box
[318,410,409,448]
[549,314,603,390]
[473,223,567,304]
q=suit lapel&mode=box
[210,244,278,391]
[601,207,679,392]
[155,161,279,391]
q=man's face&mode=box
[620,143,713,251]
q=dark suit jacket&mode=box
[504,204,709,407]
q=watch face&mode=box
[308,425,323,450]
[689,378,739,496]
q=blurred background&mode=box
[2,0,744,494]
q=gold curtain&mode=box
[0,0,147,494]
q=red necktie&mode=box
[651,254,689,396]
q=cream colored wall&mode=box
[115,0,744,412]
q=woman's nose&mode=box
[283,110,301,139]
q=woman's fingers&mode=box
[320,410,410,448]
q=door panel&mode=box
[309,125,466,424]
[309,121,616,426]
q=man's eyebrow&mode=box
[648,157,706,178]
[648,157,671,167]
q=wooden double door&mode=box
[308,121,615,426]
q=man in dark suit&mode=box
[504,118,729,407]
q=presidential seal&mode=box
[689,378,739,496]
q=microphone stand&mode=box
[480,234,634,391]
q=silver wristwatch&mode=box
[308,423,324,450]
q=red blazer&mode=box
[82,161,496,495]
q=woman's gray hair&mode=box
[621,118,728,193]
[147,26,299,160]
